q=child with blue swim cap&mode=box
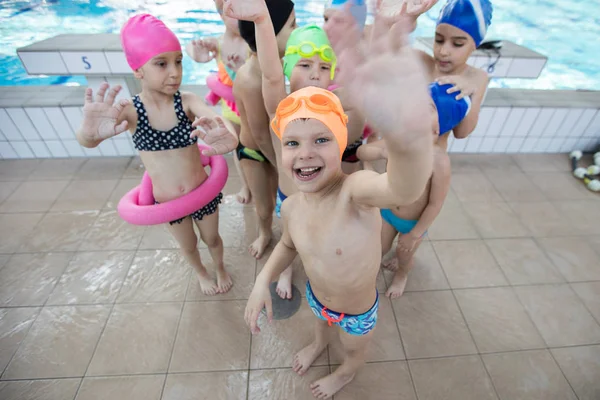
[423,0,494,148]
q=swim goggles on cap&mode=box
[271,90,348,157]
[285,42,337,78]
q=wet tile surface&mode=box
[1,154,600,399]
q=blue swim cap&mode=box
[437,0,493,47]
[326,0,367,30]
[429,82,472,135]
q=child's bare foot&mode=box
[236,186,252,204]
[292,341,327,376]
[385,272,408,299]
[216,265,233,293]
[382,257,398,271]
[249,232,271,259]
[197,270,219,296]
[275,267,293,299]
[310,369,355,399]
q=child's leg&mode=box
[381,219,398,270]
[385,235,424,299]
[293,318,331,376]
[231,124,252,204]
[275,265,293,299]
[310,328,375,399]
[195,210,233,294]
[241,159,276,259]
[167,217,218,296]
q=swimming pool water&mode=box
[0,0,598,90]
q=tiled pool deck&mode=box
[0,153,599,399]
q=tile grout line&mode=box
[0,306,44,381]
[546,347,581,400]
[429,238,503,400]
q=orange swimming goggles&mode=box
[271,87,348,157]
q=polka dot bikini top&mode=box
[132,91,197,152]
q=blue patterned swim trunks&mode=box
[305,281,378,336]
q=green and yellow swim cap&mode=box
[283,24,336,81]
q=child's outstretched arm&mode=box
[245,199,297,334]
[224,0,287,115]
[357,140,387,162]
[76,83,132,148]
[327,7,433,207]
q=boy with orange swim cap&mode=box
[76,14,238,296]
[244,15,434,399]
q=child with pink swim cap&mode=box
[186,0,252,206]
[76,14,239,296]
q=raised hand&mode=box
[330,10,431,142]
[435,75,476,100]
[222,0,268,22]
[191,116,239,156]
[404,0,438,16]
[80,82,130,142]
[187,38,218,63]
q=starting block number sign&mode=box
[60,52,111,74]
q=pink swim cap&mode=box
[120,14,181,70]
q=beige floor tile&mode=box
[0,254,9,269]
[20,211,99,252]
[463,202,530,238]
[410,355,497,400]
[80,210,145,251]
[0,307,39,372]
[551,345,600,400]
[248,367,330,400]
[454,288,545,352]
[116,250,191,303]
[512,154,566,173]
[46,251,134,305]
[433,240,508,289]
[335,361,417,400]
[3,305,110,379]
[527,172,593,200]
[75,158,129,180]
[468,154,523,173]
[0,180,69,212]
[482,350,577,400]
[87,303,181,376]
[587,235,600,251]
[0,159,40,181]
[554,200,600,235]
[250,302,328,369]
[28,158,86,181]
[0,181,21,205]
[329,298,405,364]
[103,179,140,210]
[0,252,72,306]
[392,291,476,358]
[538,237,600,281]
[451,172,503,203]
[75,375,165,400]
[51,180,118,212]
[515,285,600,347]
[448,154,484,173]
[571,282,600,322]
[486,238,564,285]
[187,247,256,301]
[122,157,144,179]
[162,371,248,400]
[484,171,547,202]
[401,241,450,292]
[427,204,480,240]
[508,201,577,236]
[169,301,250,372]
[0,378,80,400]
[0,213,44,253]
[138,224,179,250]
[218,206,259,248]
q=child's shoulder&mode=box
[465,65,489,86]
